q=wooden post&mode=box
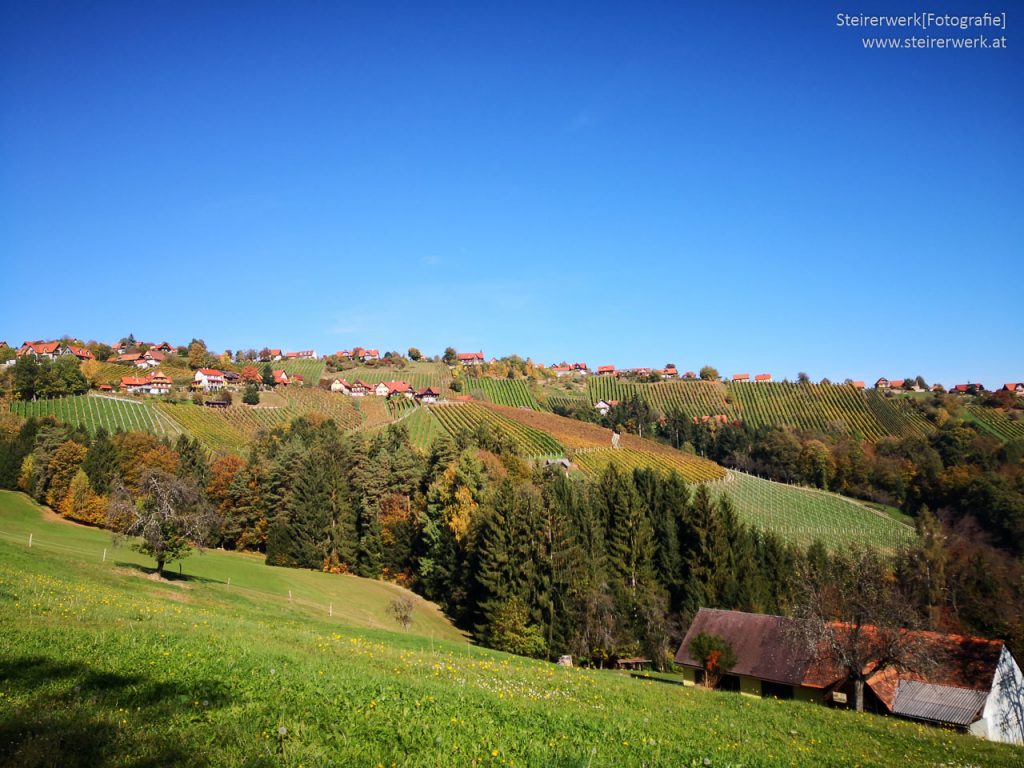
[329,603,333,617]
[227,577,231,590]
[288,590,292,604]
[28,533,32,548]
[102,548,106,562]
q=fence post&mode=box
[227,577,231,590]
[329,603,333,617]
[102,548,106,562]
[28,533,32,548]
[288,590,292,604]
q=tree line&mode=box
[2,409,1020,661]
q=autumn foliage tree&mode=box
[688,631,738,689]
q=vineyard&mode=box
[276,358,326,383]
[570,447,725,484]
[429,403,564,458]
[729,382,889,440]
[156,403,276,455]
[462,378,540,410]
[864,391,936,439]
[964,405,1024,442]
[398,406,445,450]
[706,470,915,552]
[586,378,733,419]
[477,403,726,483]
[10,395,183,438]
[281,388,363,430]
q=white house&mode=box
[594,399,620,416]
[330,378,352,394]
[415,387,440,404]
[194,368,226,392]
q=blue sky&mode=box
[2,1,1021,386]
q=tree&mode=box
[442,347,458,366]
[242,384,260,405]
[261,364,275,388]
[699,366,719,381]
[797,372,811,384]
[688,631,738,689]
[188,339,209,370]
[487,597,547,657]
[241,365,262,385]
[789,547,934,712]
[107,468,216,577]
[60,469,106,524]
[388,596,415,629]
[407,347,422,361]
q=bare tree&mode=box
[387,596,415,629]
[789,547,938,712]
[107,468,217,577]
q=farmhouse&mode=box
[375,381,413,399]
[754,373,772,383]
[120,371,171,395]
[330,378,352,394]
[194,369,226,392]
[852,381,865,390]
[272,370,290,386]
[682,371,697,379]
[732,373,750,383]
[415,387,440,404]
[349,380,372,397]
[17,340,68,360]
[286,350,317,360]
[66,345,95,362]
[951,383,983,395]
[1001,382,1024,396]
[675,608,1024,744]
[258,349,283,362]
[550,364,573,378]
[597,365,615,376]
[875,378,891,390]
[152,342,174,353]
[889,379,906,390]
[660,366,678,379]
[594,399,620,416]
[457,351,485,366]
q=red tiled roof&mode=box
[19,340,63,356]
[732,373,750,382]
[597,365,615,373]
[754,373,771,382]
[197,368,224,377]
[382,381,411,394]
[120,376,151,387]
[67,345,94,360]
[457,351,484,361]
[852,381,865,389]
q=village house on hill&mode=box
[675,608,1024,744]
[18,340,70,360]
[456,351,485,366]
[193,368,226,392]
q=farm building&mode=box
[951,383,984,395]
[875,378,890,389]
[456,351,485,366]
[375,381,413,399]
[597,365,615,376]
[754,373,772,383]
[152,342,174,353]
[65,345,95,362]
[330,378,352,394]
[286,350,317,360]
[120,371,171,395]
[258,349,283,362]
[1001,382,1024,396]
[194,369,226,392]
[851,381,865,390]
[415,387,440,404]
[594,399,620,416]
[732,373,750,383]
[675,608,1024,744]
[550,364,573,377]
[17,340,69,360]
[272,370,290,386]
[348,380,371,397]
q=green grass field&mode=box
[708,471,915,551]
[1,490,1018,767]
[276,358,326,384]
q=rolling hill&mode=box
[1,490,1015,768]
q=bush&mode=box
[242,385,260,405]
[688,631,737,689]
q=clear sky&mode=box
[2,1,1021,386]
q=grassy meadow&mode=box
[2,491,1020,767]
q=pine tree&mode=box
[82,428,118,494]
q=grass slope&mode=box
[2,492,1018,767]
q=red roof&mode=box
[272,370,288,384]
[120,376,151,387]
[19,340,63,356]
[889,379,905,388]
[754,373,771,382]
[457,351,484,362]
[66,345,94,360]
[597,365,615,373]
[197,368,224,377]
[551,365,572,372]
[98,384,113,391]
[382,381,411,394]
[415,387,439,397]
[1002,382,1023,392]
[852,381,865,389]
[732,373,750,382]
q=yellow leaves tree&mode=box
[60,469,106,524]
[45,440,88,509]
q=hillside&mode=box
[1,490,1016,768]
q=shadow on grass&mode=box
[111,561,226,586]
[0,656,238,767]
